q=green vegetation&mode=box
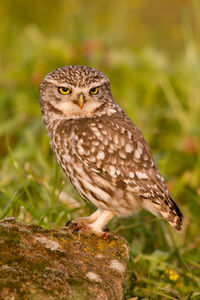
[0,1,200,298]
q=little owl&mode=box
[39,65,183,236]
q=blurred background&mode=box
[0,0,200,298]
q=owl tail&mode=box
[159,197,183,232]
[143,197,183,232]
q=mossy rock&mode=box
[0,218,129,300]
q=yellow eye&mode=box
[58,87,71,95]
[89,87,99,95]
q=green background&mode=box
[1,0,200,298]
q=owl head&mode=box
[40,65,114,124]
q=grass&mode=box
[0,1,200,299]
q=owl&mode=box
[39,65,183,236]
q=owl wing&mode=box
[71,114,183,231]
[73,115,164,194]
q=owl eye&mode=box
[89,87,99,95]
[58,87,71,95]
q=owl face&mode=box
[40,65,113,121]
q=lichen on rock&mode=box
[0,217,129,300]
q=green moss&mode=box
[0,228,21,265]
[66,279,90,299]
[0,228,20,246]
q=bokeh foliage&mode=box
[0,0,200,299]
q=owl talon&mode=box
[103,224,110,232]
[65,220,82,233]
[65,220,73,227]
[70,223,79,233]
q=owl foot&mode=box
[65,218,96,228]
[65,209,104,228]
[103,224,110,232]
[71,223,82,234]
[65,210,114,237]
[65,219,110,238]
[65,220,73,227]
[66,220,109,231]
[65,220,86,234]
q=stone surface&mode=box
[0,217,129,300]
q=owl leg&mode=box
[78,208,103,224]
[88,210,114,235]
[65,208,103,227]
[66,210,114,236]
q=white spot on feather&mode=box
[125,143,133,153]
[103,138,108,146]
[120,127,125,134]
[88,156,96,163]
[109,165,116,177]
[79,138,83,144]
[96,160,101,168]
[84,150,90,156]
[92,127,101,137]
[113,134,118,144]
[129,172,135,178]
[120,137,125,147]
[156,173,162,180]
[78,146,85,155]
[102,129,107,135]
[127,131,132,138]
[107,108,116,115]
[91,168,100,173]
[135,147,143,159]
[98,123,102,129]
[97,151,105,160]
[136,171,148,179]
[92,140,99,146]
[91,146,96,153]
[119,151,126,159]
[116,169,120,176]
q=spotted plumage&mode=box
[39,65,183,235]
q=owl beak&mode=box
[77,94,85,110]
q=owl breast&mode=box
[48,116,143,216]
